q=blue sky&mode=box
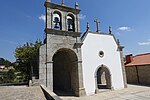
[0,0,150,62]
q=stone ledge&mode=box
[44,2,81,14]
[40,85,62,100]
[45,28,81,37]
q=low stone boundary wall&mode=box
[125,65,150,85]
[0,82,27,86]
[40,85,62,100]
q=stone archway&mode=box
[52,48,79,96]
[95,65,112,92]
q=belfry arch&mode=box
[67,14,75,32]
[52,48,79,96]
[53,11,62,30]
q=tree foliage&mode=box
[0,58,13,67]
[15,39,42,81]
[0,69,16,84]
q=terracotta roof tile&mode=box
[125,53,150,67]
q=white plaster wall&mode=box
[81,33,124,95]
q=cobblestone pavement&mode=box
[0,86,46,100]
[61,85,150,100]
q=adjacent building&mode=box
[0,65,5,69]
[125,53,150,85]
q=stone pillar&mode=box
[46,8,52,29]
[119,48,127,88]
[76,61,86,96]
[95,74,99,94]
[61,12,66,31]
[120,50,128,88]
[117,39,127,88]
[39,45,47,86]
[76,14,80,32]
[46,62,53,91]
[39,64,46,85]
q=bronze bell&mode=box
[54,17,60,29]
[68,19,73,31]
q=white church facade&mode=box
[39,0,127,97]
[81,30,127,95]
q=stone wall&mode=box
[39,32,86,96]
[125,66,138,84]
[39,44,46,85]
[138,65,150,84]
[125,65,150,85]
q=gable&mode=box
[82,32,118,50]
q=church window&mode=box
[99,51,104,58]
[53,11,62,30]
[67,14,75,32]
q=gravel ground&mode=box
[0,86,46,100]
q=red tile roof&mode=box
[125,53,150,67]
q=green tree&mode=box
[0,58,12,67]
[0,70,16,84]
[6,69,16,83]
[15,39,42,82]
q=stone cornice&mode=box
[45,28,81,37]
[44,2,81,14]
[73,43,83,49]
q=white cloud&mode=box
[0,40,18,45]
[79,14,86,20]
[116,32,121,35]
[138,42,150,46]
[117,26,131,31]
[39,14,46,22]
[138,38,150,46]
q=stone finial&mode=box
[117,39,120,46]
[61,0,65,6]
[45,0,50,2]
[75,2,79,9]
[86,22,90,31]
[117,39,124,51]
[109,26,112,34]
[94,19,100,33]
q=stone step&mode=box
[96,89,111,94]
[32,82,40,86]
[29,79,40,86]
[32,79,40,86]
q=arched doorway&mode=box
[52,48,79,96]
[96,66,112,90]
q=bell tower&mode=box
[45,0,80,33]
[40,0,86,97]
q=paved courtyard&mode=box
[0,85,149,100]
[61,85,150,100]
[0,86,46,100]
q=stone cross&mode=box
[86,22,90,31]
[109,26,112,34]
[61,0,65,5]
[94,19,100,33]
[75,2,79,9]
